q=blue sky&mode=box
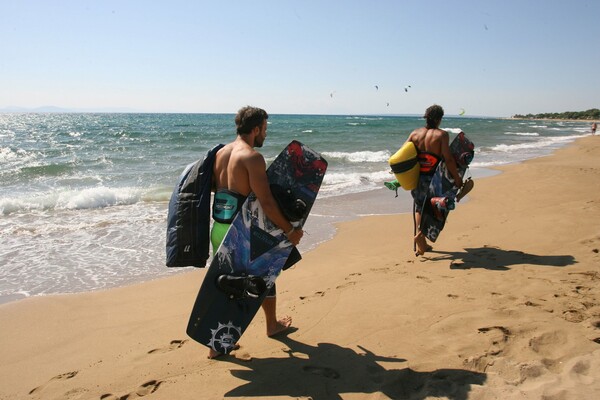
[1,0,599,117]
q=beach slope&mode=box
[1,136,599,399]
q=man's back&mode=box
[408,127,448,156]
[213,139,262,197]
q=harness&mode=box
[212,189,247,224]
[417,151,441,175]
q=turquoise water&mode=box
[0,113,592,302]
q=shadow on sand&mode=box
[425,245,576,271]
[220,331,486,399]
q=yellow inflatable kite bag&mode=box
[389,141,419,190]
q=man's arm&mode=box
[439,132,463,188]
[246,152,303,245]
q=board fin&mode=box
[456,178,474,202]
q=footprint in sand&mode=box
[147,339,187,354]
[29,371,78,395]
[590,320,600,344]
[529,330,571,364]
[523,299,543,308]
[302,365,340,379]
[562,308,587,323]
[370,267,391,273]
[100,379,162,399]
[336,273,362,289]
[299,291,326,300]
[336,281,356,289]
[478,326,511,347]
[573,285,592,295]
[569,271,600,281]
[464,326,511,372]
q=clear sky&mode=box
[1,0,599,117]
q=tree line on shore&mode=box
[513,108,599,120]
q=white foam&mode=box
[58,187,141,210]
[322,150,391,163]
[1,186,147,215]
[0,146,40,170]
[444,127,464,134]
[319,170,392,197]
[490,134,587,152]
[505,132,540,136]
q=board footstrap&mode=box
[216,275,267,299]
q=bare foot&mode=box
[414,234,432,256]
[267,315,292,337]
[207,344,240,359]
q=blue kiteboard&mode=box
[186,141,327,354]
[419,132,474,242]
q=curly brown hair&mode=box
[235,106,269,135]
[423,104,444,128]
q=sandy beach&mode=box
[1,136,599,399]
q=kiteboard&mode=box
[418,131,474,242]
[186,140,327,355]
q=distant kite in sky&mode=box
[387,102,390,107]
[375,85,379,90]
[404,85,412,92]
[330,91,336,98]
[459,108,466,116]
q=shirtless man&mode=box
[209,106,303,358]
[407,104,462,255]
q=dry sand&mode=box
[1,136,599,400]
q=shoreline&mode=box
[1,136,599,398]
[0,159,563,307]
[0,165,499,307]
[1,113,591,305]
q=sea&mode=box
[0,113,593,304]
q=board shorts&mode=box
[211,220,277,298]
[411,174,433,212]
[411,151,441,212]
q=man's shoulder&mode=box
[238,147,265,169]
[408,127,425,139]
[411,127,427,134]
[433,128,449,138]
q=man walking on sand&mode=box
[209,106,303,358]
[407,104,463,255]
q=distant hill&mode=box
[513,108,600,120]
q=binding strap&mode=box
[216,275,267,299]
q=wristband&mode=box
[286,227,295,236]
